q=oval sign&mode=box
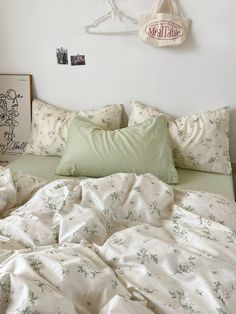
[145,20,184,40]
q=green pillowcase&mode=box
[56,116,178,184]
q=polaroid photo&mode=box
[70,54,86,66]
[56,47,68,65]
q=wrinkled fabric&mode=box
[0,168,236,313]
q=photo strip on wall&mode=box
[56,47,86,66]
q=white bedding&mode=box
[0,167,236,313]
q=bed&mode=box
[7,153,235,201]
[1,100,236,313]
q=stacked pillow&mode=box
[26,100,178,183]
[128,101,232,175]
[26,99,230,181]
[25,99,123,156]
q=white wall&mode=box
[0,0,236,160]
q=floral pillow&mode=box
[129,101,166,124]
[25,99,123,156]
[128,101,232,175]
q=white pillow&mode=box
[26,99,123,156]
[128,101,232,175]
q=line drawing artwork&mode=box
[0,89,23,154]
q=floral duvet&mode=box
[0,168,236,314]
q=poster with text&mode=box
[0,74,32,166]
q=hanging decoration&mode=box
[139,0,190,48]
[85,0,139,35]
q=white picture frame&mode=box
[0,74,32,166]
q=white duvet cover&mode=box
[0,167,236,314]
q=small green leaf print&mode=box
[169,289,199,313]
[137,248,149,264]
[197,217,216,240]
[133,186,141,192]
[226,230,236,243]
[171,220,189,240]
[16,290,39,313]
[187,152,200,167]
[195,289,203,296]
[77,263,101,279]
[0,274,10,310]
[148,200,161,216]
[137,248,159,265]
[111,237,126,247]
[42,196,57,214]
[83,222,98,236]
[110,191,124,202]
[83,181,98,190]
[200,137,211,148]
[177,130,187,142]
[213,281,235,306]
[175,256,196,275]
[150,254,159,264]
[138,287,157,295]
[27,256,44,274]
[32,278,45,293]
[111,280,119,289]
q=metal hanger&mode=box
[85,0,139,35]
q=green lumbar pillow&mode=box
[56,116,178,184]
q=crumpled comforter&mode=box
[0,167,236,314]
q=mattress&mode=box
[7,154,235,200]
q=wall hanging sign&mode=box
[139,0,190,47]
[0,74,32,166]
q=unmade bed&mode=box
[0,165,236,313]
[1,101,236,313]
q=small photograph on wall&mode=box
[56,47,68,65]
[71,54,86,66]
[0,74,32,166]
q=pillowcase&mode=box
[128,101,232,175]
[56,116,178,184]
[25,99,123,156]
[129,101,166,125]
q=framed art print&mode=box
[0,74,32,166]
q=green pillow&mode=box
[56,116,178,184]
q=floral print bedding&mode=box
[0,167,236,313]
[25,99,123,156]
[128,102,232,175]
